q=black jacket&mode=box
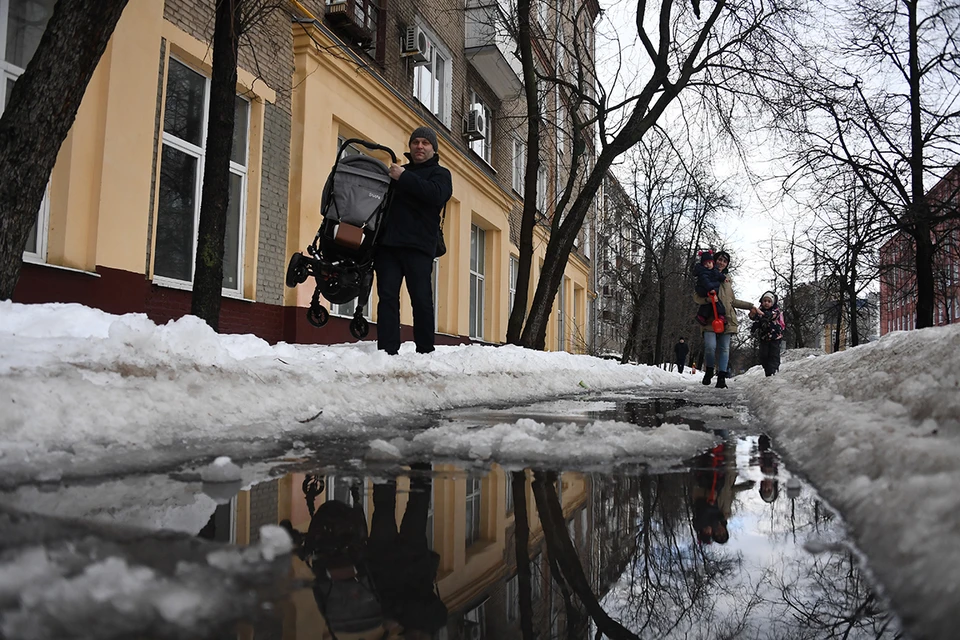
[674,341,689,361]
[380,153,453,256]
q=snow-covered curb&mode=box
[741,324,960,640]
[0,302,686,481]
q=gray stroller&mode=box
[286,138,396,339]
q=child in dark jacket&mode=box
[693,251,727,327]
[749,291,785,376]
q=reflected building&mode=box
[208,464,638,638]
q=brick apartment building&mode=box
[8,0,600,351]
[879,165,960,334]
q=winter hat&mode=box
[698,250,715,265]
[409,126,439,152]
[760,291,776,304]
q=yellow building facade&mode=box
[11,0,591,352]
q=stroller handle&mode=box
[339,138,397,164]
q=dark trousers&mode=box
[676,360,685,374]
[758,339,782,376]
[374,246,435,354]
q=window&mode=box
[433,257,440,326]
[465,476,482,546]
[413,26,450,125]
[506,575,519,622]
[325,475,367,516]
[508,255,519,316]
[1,0,56,261]
[426,479,435,550]
[155,57,249,293]
[531,553,543,600]
[469,90,492,164]
[512,138,525,195]
[536,0,549,33]
[470,225,486,339]
[536,163,548,215]
[556,278,566,351]
[464,602,486,639]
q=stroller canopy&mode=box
[322,154,391,232]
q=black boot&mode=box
[701,367,714,386]
[716,372,728,389]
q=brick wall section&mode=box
[258,100,292,305]
[247,479,281,544]
[300,0,523,203]
[163,1,293,305]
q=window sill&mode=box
[465,539,496,559]
[21,258,100,278]
[152,276,252,302]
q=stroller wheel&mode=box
[306,305,329,328]
[286,252,309,287]
[349,317,369,340]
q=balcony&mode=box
[464,0,523,100]
[324,0,376,47]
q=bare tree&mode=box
[0,0,129,299]
[777,0,960,329]
[191,0,287,330]
[503,0,804,350]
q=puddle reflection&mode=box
[201,436,901,639]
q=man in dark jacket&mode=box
[375,126,453,355]
[674,337,689,373]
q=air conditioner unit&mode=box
[401,26,432,65]
[464,105,486,141]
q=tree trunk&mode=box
[906,0,934,329]
[512,471,536,640]
[531,471,640,640]
[654,273,667,366]
[0,0,129,299]
[191,0,243,330]
[506,0,539,345]
[833,286,844,353]
[848,264,860,346]
[913,221,936,329]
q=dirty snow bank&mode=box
[742,324,960,640]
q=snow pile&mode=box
[0,515,291,640]
[0,301,687,483]
[368,418,717,466]
[742,324,960,640]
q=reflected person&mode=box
[368,464,447,636]
[758,434,780,503]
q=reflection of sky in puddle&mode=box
[603,436,899,639]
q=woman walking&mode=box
[693,250,757,389]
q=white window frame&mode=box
[512,138,525,195]
[412,24,452,127]
[1,0,54,262]
[465,476,482,547]
[506,575,519,622]
[465,602,486,639]
[154,56,249,296]
[536,162,548,215]
[557,277,567,351]
[470,224,486,340]
[469,89,493,164]
[508,255,519,315]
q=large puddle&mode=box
[0,396,903,639]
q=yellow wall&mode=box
[287,23,589,346]
[40,6,589,346]
[40,2,277,300]
[274,465,589,634]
